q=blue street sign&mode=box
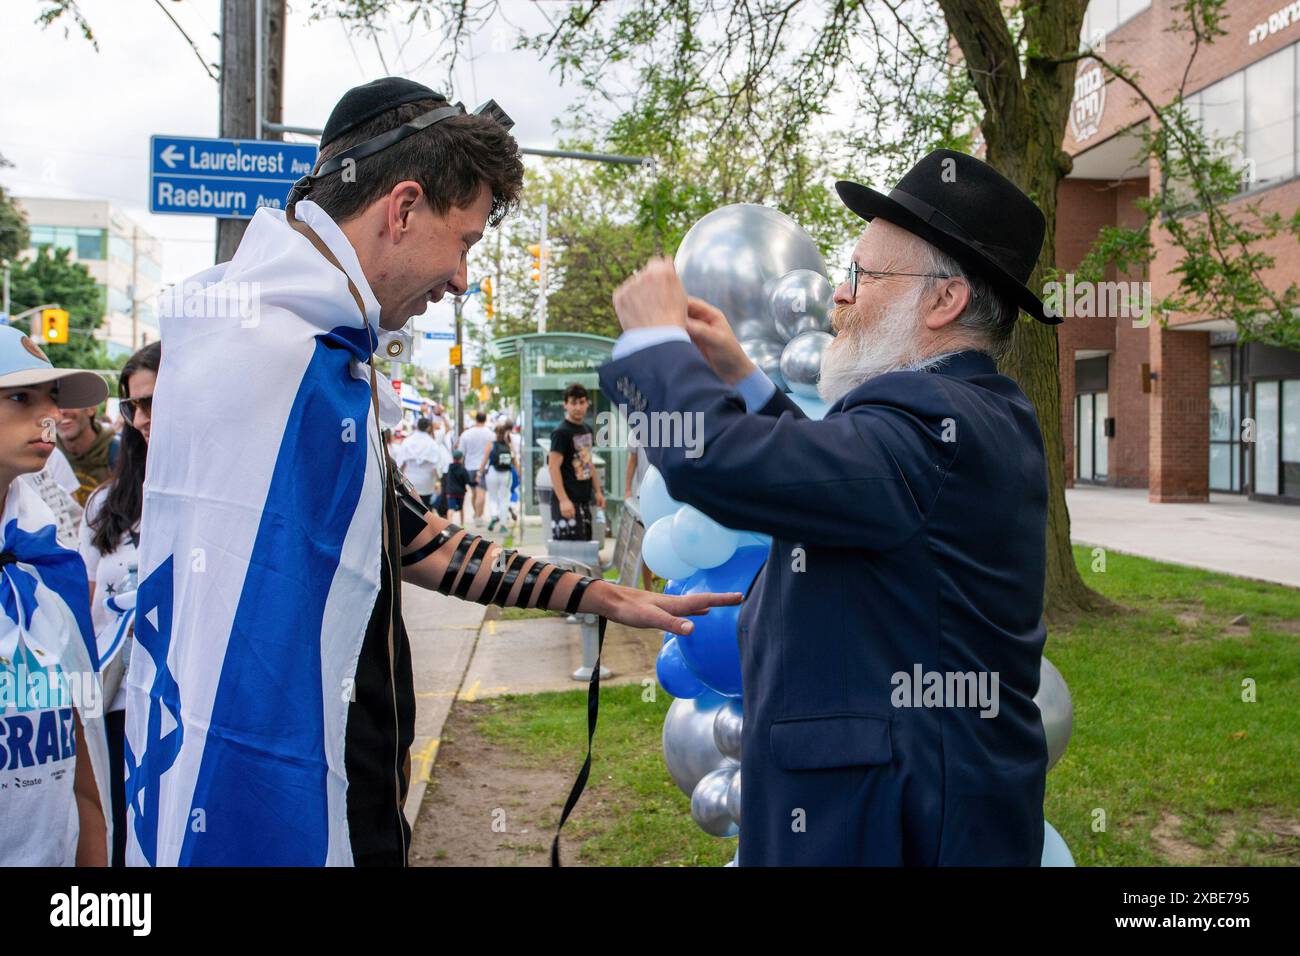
[149,135,318,219]
[423,331,456,341]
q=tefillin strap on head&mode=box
[287,99,514,207]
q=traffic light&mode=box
[39,309,69,344]
[527,243,543,283]
[482,276,494,319]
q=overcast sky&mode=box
[0,0,586,285]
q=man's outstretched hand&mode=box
[581,579,743,635]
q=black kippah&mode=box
[321,77,446,148]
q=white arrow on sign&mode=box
[160,144,184,169]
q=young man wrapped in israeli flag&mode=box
[0,326,111,866]
[127,78,741,867]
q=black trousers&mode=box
[549,496,592,541]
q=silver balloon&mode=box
[712,698,743,761]
[663,696,737,797]
[780,330,833,398]
[691,767,740,838]
[734,316,782,345]
[1034,656,1073,771]
[769,269,835,342]
[725,768,742,827]
[739,338,787,393]
[674,203,828,335]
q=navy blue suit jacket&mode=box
[600,343,1049,865]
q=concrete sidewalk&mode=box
[1066,486,1300,588]
[401,516,649,826]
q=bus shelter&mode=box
[490,332,629,529]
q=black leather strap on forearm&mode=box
[534,565,564,611]
[438,533,477,593]
[565,576,597,615]
[514,559,546,608]
[452,538,494,600]
[485,551,528,606]
[400,524,461,568]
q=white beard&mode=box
[817,287,928,404]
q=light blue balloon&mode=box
[1041,820,1075,866]
[671,505,740,570]
[789,392,831,420]
[639,466,683,527]
[642,516,696,580]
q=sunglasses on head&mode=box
[120,395,153,422]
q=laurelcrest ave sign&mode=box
[1070,65,1107,144]
[149,135,318,219]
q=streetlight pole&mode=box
[453,294,464,441]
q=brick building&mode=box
[1058,0,1300,504]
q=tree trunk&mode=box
[940,0,1113,620]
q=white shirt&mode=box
[458,425,494,473]
[77,486,138,713]
[394,430,448,496]
[21,449,83,550]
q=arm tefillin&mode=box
[397,491,597,614]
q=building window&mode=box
[27,225,106,260]
[1209,345,1245,492]
[1179,40,1300,200]
[1080,0,1150,46]
[1252,378,1300,498]
[1246,44,1296,187]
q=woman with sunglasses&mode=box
[78,341,159,867]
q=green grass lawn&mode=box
[462,546,1299,866]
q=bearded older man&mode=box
[600,150,1064,866]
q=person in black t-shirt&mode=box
[547,382,605,541]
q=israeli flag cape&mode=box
[0,477,111,864]
[126,201,402,866]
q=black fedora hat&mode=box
[835,149,1058,324]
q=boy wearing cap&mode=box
[0,326,112,866]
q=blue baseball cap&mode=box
[0,325,109,408]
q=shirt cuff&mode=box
[735,366,777,413]
[610,326,691,360]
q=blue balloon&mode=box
[1041,820,1075,866]
[734,530,772,549]
[789,392,831,420]
[671,505,740,569]
[657,637,708,699]
[664,578,688,595]
[675,546,768,697]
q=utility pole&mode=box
[453,295,465,440]
[217,0,286,264]
[537,200,548,334]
